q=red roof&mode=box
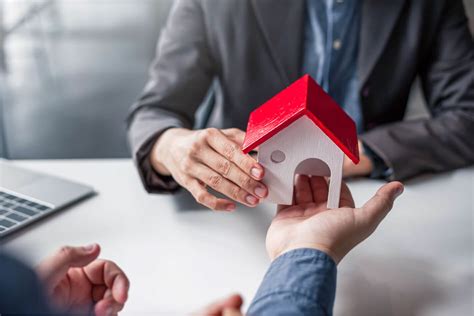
[242,74,360,164]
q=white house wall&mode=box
[257,115,344,206]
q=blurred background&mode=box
[0,0,473,160]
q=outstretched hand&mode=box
[36,244,129,316]
[267,175,403,263]
[151,127,267,211]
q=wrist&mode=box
[150,128,180,176]
[362,142,391,179]
[343,141,374,177]
[355,141,374,176]
[272,243,340,265]
[358,153,374,176]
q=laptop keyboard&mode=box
[0,190,53,236]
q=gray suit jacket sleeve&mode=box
[127,0,215,193]
[360,0,474,181]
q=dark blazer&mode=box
[127,0,474,192]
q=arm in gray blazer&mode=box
[127,0,215,193]
[361,0,474,180]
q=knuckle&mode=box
[239,175,253,189]
[201,128,217,140]
[196,191,217,210]
[207,200,218,210]
[226,128,240,136]
[103,260,113,272]
[217,159,232,176]
[230,186,242,200]
[208,174,223,187]
[195,191,208,204]
[366,211,382,229]
[181,177,192,187]
[187,142,200,157]
[222,143,238,160]
[197,130,209,143]
[364,219,379,235]
[206,127,219,136]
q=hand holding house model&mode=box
[242,74,360,208]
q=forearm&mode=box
[126,0,218,193]
[0,254,55,314]
[127,107,187,193]
[150,127,201,177]
[247,249,337,316]
[365,0,474,180]
[360,109,474,180]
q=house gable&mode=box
[242,74,359,164]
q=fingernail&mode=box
[254,186,267,198]
[395,186,404,197]
[226,203,236,211]
[246,195,258,205]
[251,167,263,179]
[83,244,95,252]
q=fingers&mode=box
[176,128,267,210]
[94,289,124,316]
[83,260,130,305]
[199,148,267,199]
[360,181,404,228]
[111,274,130,304]
[309,176,329,205]
[294,176,353,208]
[294,175,313,204]
[187,163,260,208]
[221,128,246,146]
[204,128,264,180]
[197,293,243,316]
[92,285,107,302]
[85,260,130,316]
[339,181,355,208]
[37,244,100,287]
[184,177,236,211]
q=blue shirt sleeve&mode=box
[247,248,337,316]
[0,253,55,315]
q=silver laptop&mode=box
[0,159,95,238]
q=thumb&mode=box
[37,244,101,287]
[360,181,404,229]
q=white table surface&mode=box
[2,159,473,315]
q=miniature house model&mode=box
[242,74,360,208]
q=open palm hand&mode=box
[267,175,403,263]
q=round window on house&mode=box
[270,150,286,163]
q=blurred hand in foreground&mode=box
[36,244,129,316]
